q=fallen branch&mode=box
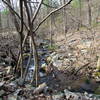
[74,63,90,75]
[33,83,47,94]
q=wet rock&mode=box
[80,83,94,93]
[4,57,13,66]
[39,72,46,77]
[47,56,52,62]
[64,89,80,100]
[17,79,24,86]
[92,94,100,99]
[52,92,64,100]
[96,78,100,83]
[95,86,100,95]
[0,62,6,67]
[8,95,17,100]
[14,89,22,96]
[25,84,35,90]
[5,66,12,74]
[17,96,24,100]
[69,57,77,62]
[41,63,47,67]
[0,90,5,96]
[33,83,47,94]
[0,98,2,100]
[52,55,59,62]
[53,60,63,67]
[8,82,17,89]
[0,81,5,87]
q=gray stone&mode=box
[0,81,5,87]
[14,89,22,95]
[52,92,64,100]
[80,83,94,92]
[8,82,17,88]
[8,95,17,100]
[0,90,5,96]
[53,60,63,67]
[64,89,79,100]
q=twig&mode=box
[27,1,58,8]
[31,0,43,24]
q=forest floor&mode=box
[0,26,100,100]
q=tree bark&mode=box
[87,0,92,26]
[79,0,82,27]
[63,0,68,34]
[23,0,40,87]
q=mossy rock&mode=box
[95,86,100,95]
[94,72,100,77]
[47,45,58,51]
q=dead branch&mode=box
[74,63,90,75]
[33,83,47,94]
[27,1,58,8]
[31,0,43,24]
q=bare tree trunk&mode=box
[3,0,24,77]
[79,0,82,27]
[87,0,92,26]
[96,6,100,23]
[7,12,10,29]
[19,0,24,78]
[0,10,2,29]
[63,0,68,34]
[23,0,40,86]
[50,14,53,47]
[50,0,53,47]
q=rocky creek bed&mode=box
[0,31,100,100]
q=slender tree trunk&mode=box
[23,0,39,86]
[87,0,92,26]
[63,0,68,34]
[50,14,53,47]
[19,0,24,78]
[79,0,82,27]
[0,10,2,29]
[50,0,53,47]
[63,0,68,42]
[96,6,100,23]
[5,0,24,77]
